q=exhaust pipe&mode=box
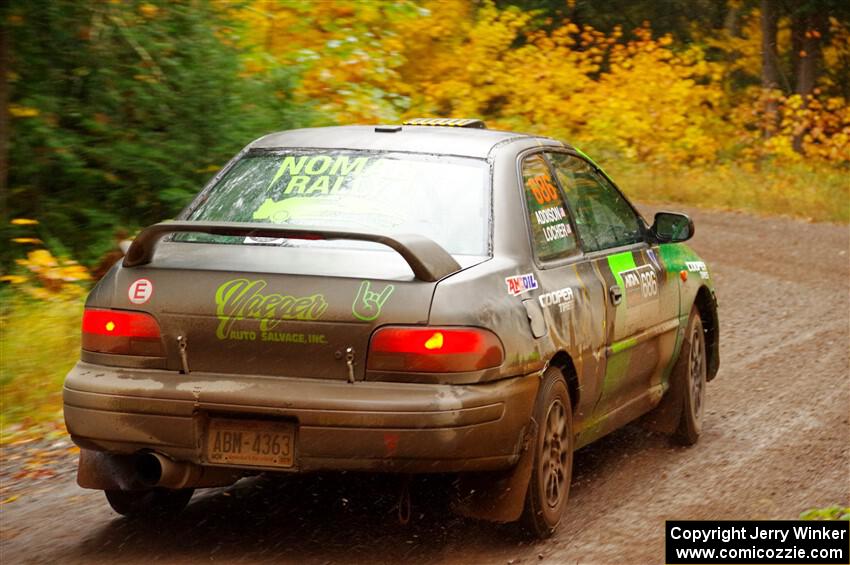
[75,449,240,491]
[135,452,203,489]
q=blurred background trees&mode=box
[1,0,848,272]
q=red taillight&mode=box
[82,308,163,356]
[367,327,504,373]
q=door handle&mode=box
[609,284,623,306]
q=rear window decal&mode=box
[352,281,395,322]
[215,278,328,340]
[186,150,491,256]
[505,273,538,296]
[268,155,370,196]
[252,194,401,227]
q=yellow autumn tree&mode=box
[228,0,847,165]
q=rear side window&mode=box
[184,150,491,256]
[546,152,643,253]
[520,154,578,262]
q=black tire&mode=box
[105,487,194,518]
[672,308,707,445]
[521,367,573,538]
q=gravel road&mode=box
[2,205,848,564]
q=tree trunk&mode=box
[791,11,827,152]
[791,12,805,93]
[0,19,8,224]
[724,4,740,37]
[760,0,780,138]
[795,14,826,97]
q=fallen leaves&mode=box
[0,420,79,505]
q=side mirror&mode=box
[651,212,694,243]
[119,239,133,255]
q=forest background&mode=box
[1,0,848,431]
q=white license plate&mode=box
[206,419,295,468]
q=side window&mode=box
[546,152,643,253]
[521,154,579,262]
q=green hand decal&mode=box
[352,281,395,322]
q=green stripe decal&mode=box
[606,251,637,311]
[609,337,637,355]
[600,251,638,400]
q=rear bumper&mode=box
[63,361,540,473]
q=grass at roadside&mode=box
[606,161,849,224]
[0,293,84,441]
[800,506,850,520]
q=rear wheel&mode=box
[105,487,194,517]
[672,308,707,445]
[521,367,573,538]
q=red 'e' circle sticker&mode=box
[128,278,153,304]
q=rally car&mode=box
[63,118,719,537]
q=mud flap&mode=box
[640,358,687,435]
[451,419,537,523]
[640,390,683,434]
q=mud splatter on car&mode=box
[63,119,718,537]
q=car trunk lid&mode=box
[105,238,481,381]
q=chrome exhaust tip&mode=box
[135,452,201,489]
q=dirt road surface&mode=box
[2,205,848,564]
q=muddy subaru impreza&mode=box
[63,118,718,537]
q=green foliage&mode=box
[800,506,850,520]
[4,0,309,266]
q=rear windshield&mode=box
[183,150,491,256]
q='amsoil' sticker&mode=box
[505,273,538,296]
[128,278,153,304]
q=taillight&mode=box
[82,308,163,356]
[367,327,504,373]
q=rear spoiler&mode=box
[123,221,462,282]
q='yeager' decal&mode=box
[505,273,538,296]
[215,278,328,341]
[538,287,575,312]
[352,281,395,322]
[619,264,658,306]
[128,278,153,304]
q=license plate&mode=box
[206,419,295,468]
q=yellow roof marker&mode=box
[401,118,487,129]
